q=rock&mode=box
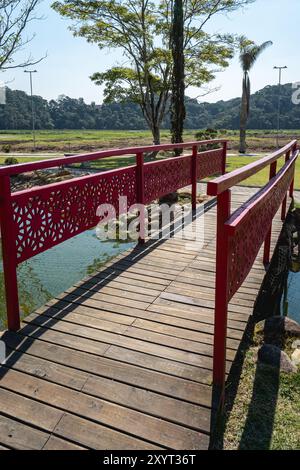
[291,348,300,367]
[257,316,300,337]
[257,344,297,373]
[159,192,179,206]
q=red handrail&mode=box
[0,139,227,331]
[207,140,297,195]
[207,140,298,408]
[0,139,227,177]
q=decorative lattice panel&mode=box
[144,155,192,204]
[226,162,295,301]
[12,166,137,263]
[196,148,223,179]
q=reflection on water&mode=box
[286,271,300,323]
[0,230,134,330]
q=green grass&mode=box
[0,129,299,153]
[225,155,300,189]
[0,156,51,164]
[1,129,299,189]
[214,344,300,450]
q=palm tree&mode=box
[239,39,273,153]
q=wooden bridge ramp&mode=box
[0,186,285,450]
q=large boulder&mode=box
[257,316,300,338]
[257,344,297,373]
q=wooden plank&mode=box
[52,414,161,450]
[105,345,231,379]
[43,436,87,450]
[3,331,212,405]
[23,312,219,368]
[0,414,50,450]
[41,299,136,325]
[0,368,210,449]
[4,347,211,433]
[130,318,240,350]
[16,322,212,383]
[18,322,110,357]
[147,302,248,330]
[75,276,162,297]
[5,348,89,390]
[82,375,211,432]
[0,387,63,432]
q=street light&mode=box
[274,65,287,148]
[24,69,38,151]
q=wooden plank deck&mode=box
[0,186,286,450]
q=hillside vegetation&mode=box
[0,83,299,131]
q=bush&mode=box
[4,157,19,165]
[195,128,219,141]
[2,144,11,153]
[195,128,220,151]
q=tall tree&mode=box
[170,0,184,154]
[239,38,272,153]
[53,0,254,145]
[0,0,43,70]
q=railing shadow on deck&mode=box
[1,197,215,381]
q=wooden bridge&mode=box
[0,140,298,450]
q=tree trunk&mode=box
[146,124,161,161]
[239,77,248,154]
[152,125,161,145]
[170,0,185,157]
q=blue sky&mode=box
[1,0,299,104]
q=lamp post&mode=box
[274,65,287,148]
[24,69,37,151]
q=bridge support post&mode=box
[136,152,146,244]
[192,145,197,211]
[213,189,231,408]
[264,161,277,264]
[0,175,20,331]
[222,141,227,175]
[281,151,290,221]
[290,143,297,198]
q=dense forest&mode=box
[0,83,299,130]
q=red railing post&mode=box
[213,188,231,406]
[222,141,227,175]
[192,145,197,210]
[290,143,297,198]
[263,161,277,264]
[136,152,145,243]
[281,150,290,221]
[0,175,20,331]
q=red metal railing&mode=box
[0,139,227,331]
[207,140,299,406]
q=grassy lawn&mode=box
[1,129,299,189]
[0,128,299,153]
[213,331,300,450]
[0,156,52,164]
[225,155,300,189]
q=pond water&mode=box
[0,230,134,330]
[285,271,300,323]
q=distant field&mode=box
[1,128,299,190]
[0,129,299,153]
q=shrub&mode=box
[195,128,218,141]
[2,144,11,153]
[4,157,19,165]
[195,128,220,151]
